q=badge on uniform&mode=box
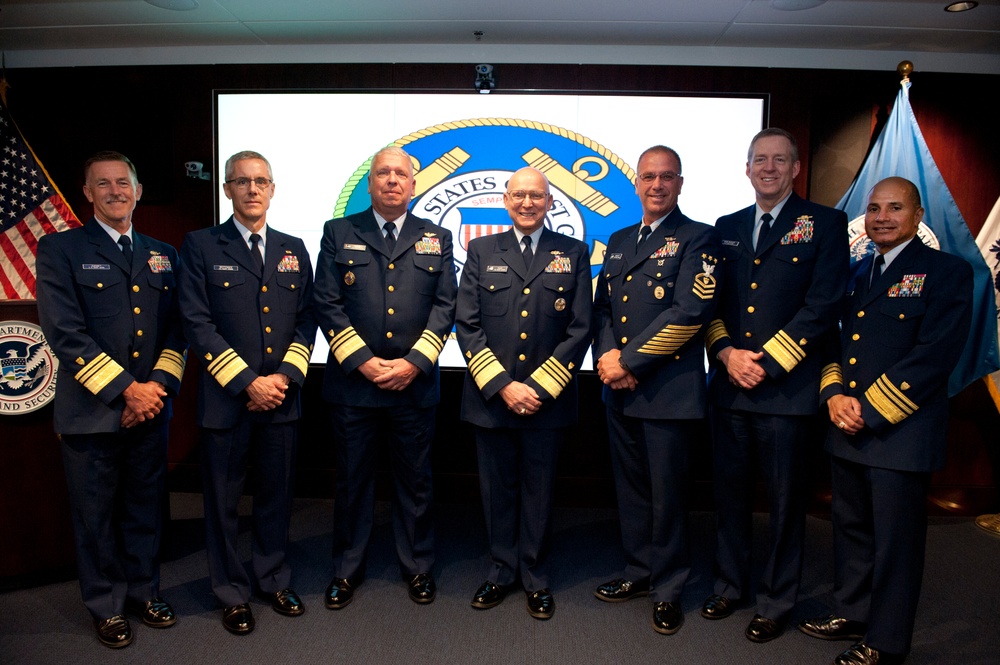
[147,254,173,273]
[545,252,572,273]
[609,253,623,260]
[344,271,356,286]
[653,286,665,300]
[487,265,508,273]
[693,253,718,301]
[554,297,567,311]
[722,239,740,247]
[277,254,300,273]
[650,241,679,259]
[82,263,111,270]
[213,265,238,271]
[344,243,367,251]
[780,216,815,245]
[415,233,442,255]
[888,274,926,298]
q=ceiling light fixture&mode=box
[944,1,978,12]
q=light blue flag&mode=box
[836,80,1000,396]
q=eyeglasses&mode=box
[225,177,273,190]
[507,190,548,202]
[637,171,681,183]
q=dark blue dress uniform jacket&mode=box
[178,218,315,428]
[593,208,722,419]
[821,240,974,472]
[314,207,457,406]
[707,193,849,415]
[36,218,186,433]
[457,228,592,429]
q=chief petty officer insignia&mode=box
[780,215,815,245]
[278,253,301,272]
[147,253,173,273]
[415,233,442,255]
[693,253,718,301]
[888,274,926,298]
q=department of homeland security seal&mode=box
[333,118,641,284]
[0,320,58,416]
[847,215,940,263]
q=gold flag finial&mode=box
[897,60,913,83]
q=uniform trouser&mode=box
[200,420,297,607]
[61,416,169,620]
[607,408,694,603]
[711,408,811,622]
[475,426,562,593]
[831,456,929,657]
[330,403,436,581]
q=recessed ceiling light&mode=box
[771,0,828,10]
[145,0,199,10]
[944,1,978,11]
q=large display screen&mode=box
[215,92,766,367]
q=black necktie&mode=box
[118,235,133,267]
[521,235,534,269]
[870,253,885,288]
[249,233,265,273]
[384,221,397,253]
[637,224,652,248]
[755,212,773,251]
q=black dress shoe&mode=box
[526,589,555,620]
[222,603,254,635]
[700,594,736,620]
[128,597,176,628]
[652,601,683,635]
[325,578,354,610]
[407,573,436,604]
[746,614,784,642]
[471,581,510,609]
[593,578,650,603]
[94,615,133,649]
[271,588,305,616]
[799,614,868,641]
[835,642,906,665]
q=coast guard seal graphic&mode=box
[847,215,940,263]
[0,320,58,415]
[333,118,641,287]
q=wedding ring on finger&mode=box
[838,421,846,429]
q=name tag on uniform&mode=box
[213,265,239,271]
[147,255,173,273]
[277,254,300,272]
[722,239,740,247]
[609,253,623,260]
[487,265,508,273]
[343,243,367,251]
[82,263,111,270]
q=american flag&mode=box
[1,89,82,300]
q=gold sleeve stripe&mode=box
[281,342,311,378]
[412,329,445,365]
[206,348,249,388]
[529,356,572,399]
[692,273,717,301]
[330,326,366,364]
[865,374,919,425]
[74,352,125,395]
[820,363,843,393]
[152,348,186,382]
[705,319,729,350]
[468,348,506,391]
[762,329,806,373]
[637,324,701,355]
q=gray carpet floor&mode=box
[2,494,999,665]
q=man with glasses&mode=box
[313,146,457,610]
[702,128,849,644]
[592,145,721,635]
[455,167,591,620]
[179,150,316,635]
[36,151,186,648]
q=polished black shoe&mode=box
[800,614,868,641]
[593,577,650,603]
[94,614,133,649]
[407,573,436,604]
[271,588,305,616]
[700,594,736,620]
[652,601,683,635]
[835,642,906,665]
[222,603,254,635]
[526,589,555,620]
[128,597,176,628]
[471,581,510,609]
[324,578,354,610]
[746,614,784,642]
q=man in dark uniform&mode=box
[313,146,457,609]
[703,127,849,643]
[799,177,973,665]
[178,150,315,635]
[592,145,721,635]
[36,151,186,648]
[456,167,591,620]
